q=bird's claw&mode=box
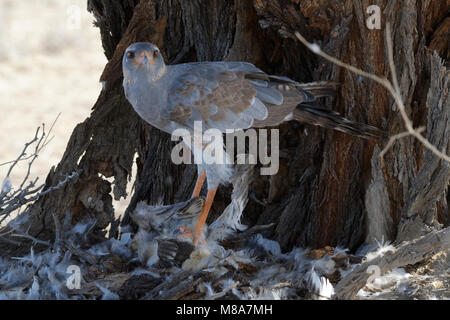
[193,234,207,247]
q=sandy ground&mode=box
[0,1,106,195]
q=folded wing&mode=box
[164,62,289,132]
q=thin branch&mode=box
[0,235,21,246]
[0,113,60,168]
[294,26,450,163]
[11,233,51,247]
[0,171,80,219]
[379,127,426,160]
[0,116,77,225]
[385,25,401,99]
[38,112,60,154]
[2,127,41,174]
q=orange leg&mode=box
[193,187,218,246]
[177,170,208,244]
[192,170,206,198]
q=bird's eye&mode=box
[153,51,159,58]
[127,51,135,59]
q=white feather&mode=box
[96,283,119,300]
[26,276,40,300]
[253,234,281,256]
[1,177,12,194]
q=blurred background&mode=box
[0,0,106,187]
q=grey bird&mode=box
[122,42,382,245]
[131,197,204,267]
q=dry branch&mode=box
[0,170,79,222]
[294,26,450,163]
[0,122,78,224]
[334,226,450,299]
[0,122,81,255]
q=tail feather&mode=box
[293,104,384,139]
[249,76,384,139]
[246,73,339,98]
[294,81,340,98]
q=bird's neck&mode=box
[151,64,167,82]
[125,71,174,133]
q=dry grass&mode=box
[0,0,106,187]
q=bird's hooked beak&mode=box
[133,50,154,67]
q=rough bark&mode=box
[395,52,449,243]
[1,0,448,257]
[335,226,450,299]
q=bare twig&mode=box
[294,25,450,163]
[3,127,41,175]
[38,113,60,153]
[0,235,21,246]
[0,171,80,221]
[0,113,60,168]
[11,233,51,247]
[379,127,426,160]
[0,115,80,227]
[0,121,79,224]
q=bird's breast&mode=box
[125,81,171,131]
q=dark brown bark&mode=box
[1,0,448,257]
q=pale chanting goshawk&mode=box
[122,42,381,245]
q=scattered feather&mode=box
[96,283,119,300]
[1,177,12,194]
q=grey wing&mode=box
[163,62,288,132]
[157,239,195,267]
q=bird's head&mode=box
[122,42,166,82]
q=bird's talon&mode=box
[193,234,207,246]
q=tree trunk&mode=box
[1,0,448,257]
